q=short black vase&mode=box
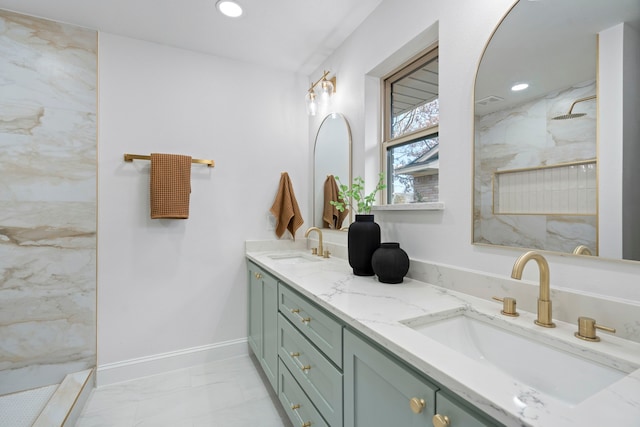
[371,242,410,284]
[348,214,381,276]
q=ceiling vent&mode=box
[475,95,504,106]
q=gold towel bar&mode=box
[123,154,215,167]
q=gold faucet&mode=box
[510,251,556,328]
[304,227,323,256]
[572,245,592,256]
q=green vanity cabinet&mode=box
[344,329,437,427]
[247,261,279,391]
[344,329,500,427]
[277,284,344,427]
[247,260,502,427]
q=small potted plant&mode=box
[330,173,386,276]
[329,173,386,214]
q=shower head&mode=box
[551,95,596,120]
[552,112,587,120]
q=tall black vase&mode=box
[348,214,381,276]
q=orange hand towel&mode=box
[150,153,192,219]
[323,175,349,229]
[270,172,304,239]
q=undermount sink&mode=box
[403,311,629,405]
[267,253,321,265]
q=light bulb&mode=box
[305,90,318,116]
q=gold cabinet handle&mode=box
[254,272,262,279]
[409,397,426,414]
[432,414,451,427]
[290,403,312,427]
[290,308,311,324]
[290,352,311,372]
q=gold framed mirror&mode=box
[313,113,352,229]
[473,0,640,261]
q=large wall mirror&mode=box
[313,113,352,229]
[473,0,640,262]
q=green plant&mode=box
[330,173,386,214]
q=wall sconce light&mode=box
[306,70,336,116]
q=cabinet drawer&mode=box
[279,314,343,427]
[278,359,329,427]
[278,284,343,367]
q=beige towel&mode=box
[270,172,304,239]
[323,175,349,229]
[150,153,192,219]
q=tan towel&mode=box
[150,153,192,219]
[323,175,349,229]
[270,172,304,239]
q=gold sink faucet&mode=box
[510,251,556,328]
[572,245,592,255]
[304,227,323,256]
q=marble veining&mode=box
[0,9,97,395]
[247,244,640,426]
[474,81,597,254]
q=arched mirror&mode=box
[313,113,352,229]
[473,0,640,261]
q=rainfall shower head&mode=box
[552,112,587,120]
[552,95,596,120]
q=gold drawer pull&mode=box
[254,272,262,279]
[432,414,451,427]
[291,354,312,373]
[302,423,312,427]
[291,404,301,410]
[410,397,426,414]
[290,308,311,324]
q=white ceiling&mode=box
[475,0,640,116]
[0,0,383,75]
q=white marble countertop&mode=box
[246,248,640,427]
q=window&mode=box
[382,45,439,204]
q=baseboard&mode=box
[96,338,248,387]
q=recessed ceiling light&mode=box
[511,83,529,92]
[216,1,243,18]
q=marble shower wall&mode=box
[474,81,597,254]
[0,10,97,394]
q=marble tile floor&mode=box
[76,354,292,427]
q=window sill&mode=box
[371,202,445,211]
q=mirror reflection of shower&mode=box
[552,95,597,120]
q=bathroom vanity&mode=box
[246,245,640,427]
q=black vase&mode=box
[348,214,381,276]
[371,242,410,284]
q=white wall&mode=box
[310,0,640,302]
[97,33,309,373]
[599,24,624,259]
[622,23,640,261]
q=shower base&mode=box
[0,369,94,427]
